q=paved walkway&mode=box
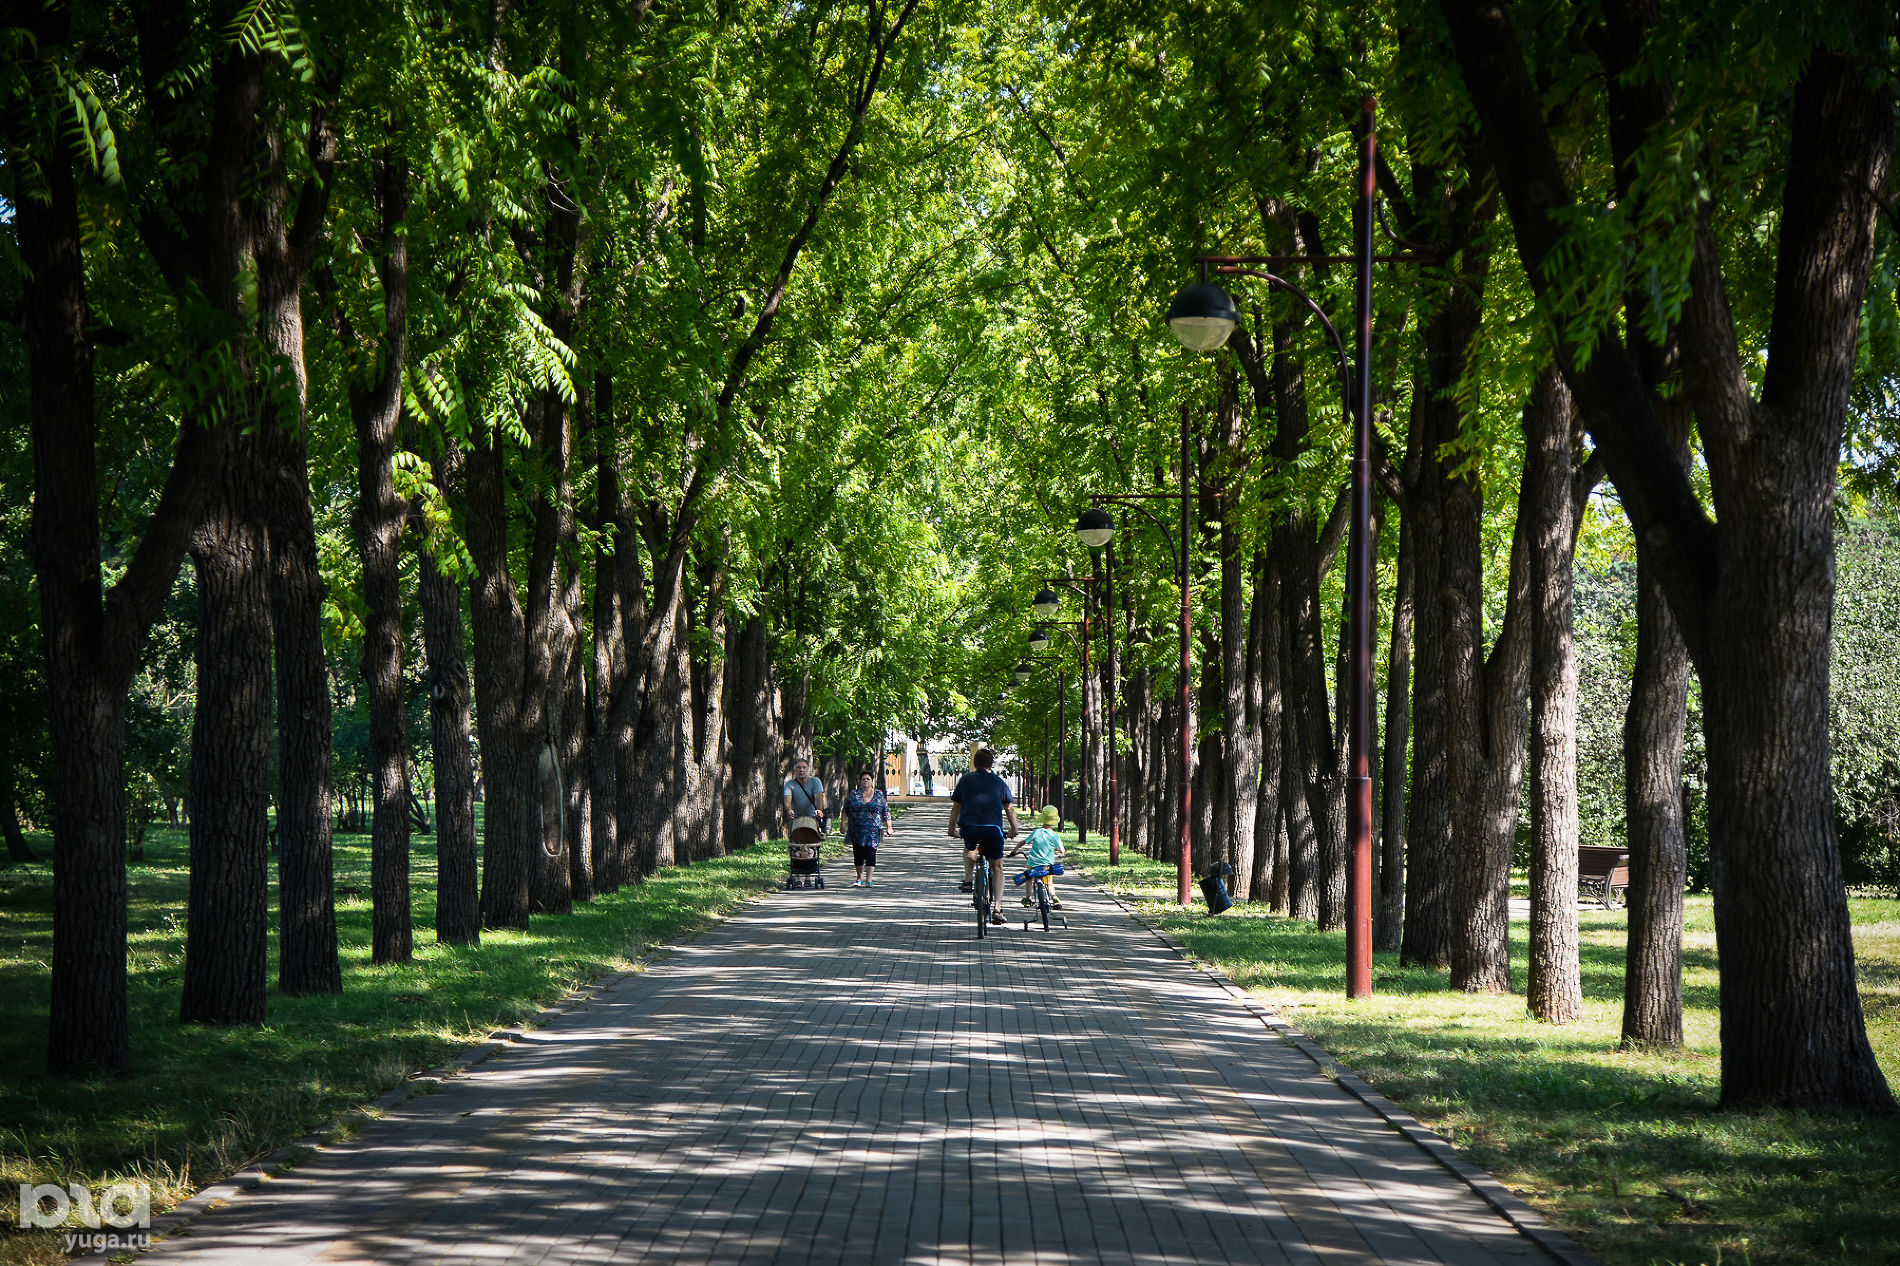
[147,804,1569,1264]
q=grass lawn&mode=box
[1067,835,1900,1266]
[0,817,800,1263]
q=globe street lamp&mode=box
[1013,661,1033,687]
[1075,506,1115,549]
[1165,281,1243,352]
[1031,588,1062,619]
[1073,509,1121,867]
[1028,624,1052,653]
[1163,98,1425,998]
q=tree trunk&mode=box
[724,612,772,853]
[420,540,480,946]
[1249,549,1283,905]
[1596,0,1690,1050]
[1279,601,1321,922]
[1377,499,1412,951]
[266,419,344,990]
[182,459,272,1027]
[467,424,533,930]
[1525,367,1585,1024]
[1445,421,1533,995]
[1622,559,1688,1045]
[692,567,730,861]
[17,147,134,1071]
[587,375,621,893]
[2,781,33,862]
[525,402,574,917]
[1222,524,1259,898]
[562,559,593,902]
[348,147,412,967]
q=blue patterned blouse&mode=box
[841,788,892,845]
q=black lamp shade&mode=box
[1166,281,1239,352]
[1075,506,1115,549]
[1028,625,1052,652]
[1013,661,1032,686]
[1031,588,1061,618]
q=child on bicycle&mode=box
[1009,805,1066,909]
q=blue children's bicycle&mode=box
[1012,863,1069,932]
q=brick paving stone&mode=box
[139,803,1581,1265]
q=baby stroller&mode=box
[786,815,827,889]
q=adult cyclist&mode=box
[946,747,1019,926]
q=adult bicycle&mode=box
[973,853,994,939]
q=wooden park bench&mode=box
[1578,845,1631,909]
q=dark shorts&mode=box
[960,824,1006,859]
[852,841,879,867]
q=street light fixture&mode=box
[1165,281,1242,352]
[1031,588,1062,619]
[1013,661,1033,687]
[1075,507,1115,549]
[1164,97,1425,999]
[1027,624,1052,653]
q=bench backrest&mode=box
[1578,845,1630,884]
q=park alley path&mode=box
[144,803,1576,1265]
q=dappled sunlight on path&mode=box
[144,805,1569,1264]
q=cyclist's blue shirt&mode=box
[951,769,1012,826]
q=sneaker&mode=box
[1021,896,1032,907]
[959,881,973,893]
[1051,899,1063,909]
[989,913,1007,925]
[865,879,874,887]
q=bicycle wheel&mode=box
[974,862,990,939]
[1036,880,1051,932]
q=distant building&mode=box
[883,735,1021,799]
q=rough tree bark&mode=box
[1376,497,1412,953]
[1445,416,1533,995]
[1622,563,1689,1045]
[561,551,593,903]
[1248,549,1284,905]
[467,418,534,929]
[1525,367,1594,1023]
[420,529,480,946]
[1396,155,1493,971]
[1592,0,1692,1051]
[347,147,412,966]
[11,90,186,1067]
[182,453,273,1026]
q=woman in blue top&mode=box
[841,772,893,887]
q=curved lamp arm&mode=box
[1090,494,1183,575]
[1213,266,1353,421]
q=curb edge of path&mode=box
[1087,874,1598,1266]
[94,881,778,1261]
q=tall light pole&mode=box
[1075,509,1121,865]
[1027,616,1085,832]
[1033,584,1100,847]
[1080,407,1195,905]
[1164,98,1422,995]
